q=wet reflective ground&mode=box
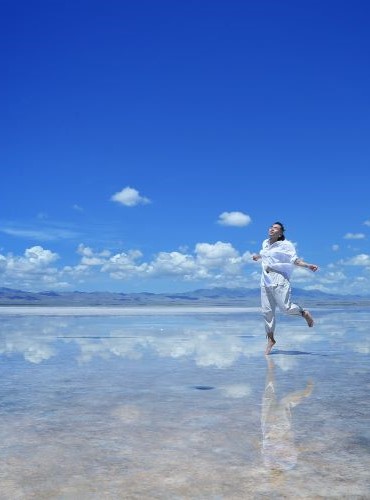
[1,307,369,499]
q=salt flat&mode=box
[0,305,260,316]
[1,307,369,499]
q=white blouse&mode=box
[259,239,298,285]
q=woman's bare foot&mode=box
[265,336,276,355]
[302,310,314,327]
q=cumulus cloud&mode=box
[193,241,245,282]
[110,186,151,207]
[0,236,245,292]
[340,254,370,266]
[77,244,111,266]
[217,211,252,227]
[195,241,239,265]
[344,233,365,240]
[62,240,253,287]
[0,246,63,290]
[24,246,59,266]
[317,270,347,284]
[0,239,360,294]
[148,252,197,277]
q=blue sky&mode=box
[1,0,370,294]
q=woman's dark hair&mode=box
[274,221,285,241]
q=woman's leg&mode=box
[261,286,277,354]
[261,286,277,334]
[275,281,302,316]
[275,281,314,326]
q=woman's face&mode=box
[268,224,283,239]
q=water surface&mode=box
[1,307,369,499]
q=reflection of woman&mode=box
[252,222,319,354]
[261,357,313,471]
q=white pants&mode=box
[261,276,303,335]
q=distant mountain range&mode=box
[0,287,369,307]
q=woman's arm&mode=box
[294,258,319,272]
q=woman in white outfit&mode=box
[252,222,319,354]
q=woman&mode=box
[252,222,319,355]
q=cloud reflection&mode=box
[0,310,370,367]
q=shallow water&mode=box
[1,307,369,499]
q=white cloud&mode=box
[110,186,151,207]
[293,266,317,279]
[344,233,365,240]
[1,238,369,295]
[0,224,80,241]
[77,244,111,266]
[194,242,248,283]
[195,241,239,266]
[316,270,347,285]
[0,246,63,290]
[217,211,252,227]
[340,254,370,266]
[363,220,370,227]
[24,246,59,266]
[70,241,251,286]
[101,250,148,279]
[149,252,197,277]
[332,244,339,251]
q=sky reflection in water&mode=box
[1,308,369,499]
